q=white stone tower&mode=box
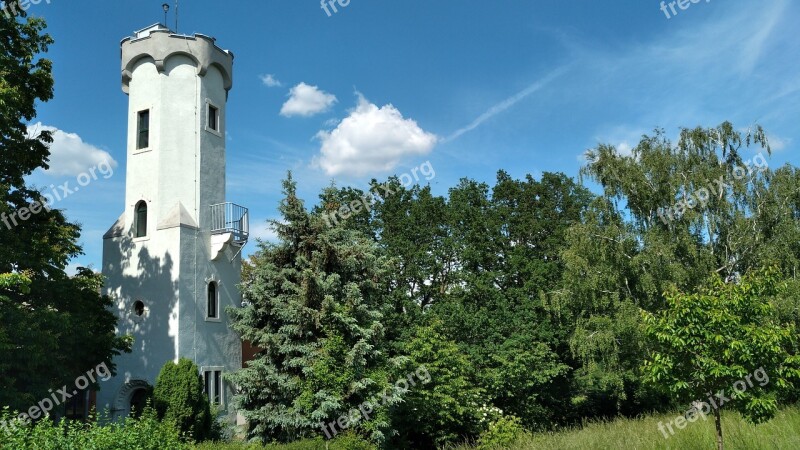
[97,23,248,418]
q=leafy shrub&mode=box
[0,406,186,449]
[391,321,484,448]
[476,415,525,449]
[153,358,212,441]
[192,432,375,450]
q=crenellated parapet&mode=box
[120,24,234,94]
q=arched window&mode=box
[134,201,147,238]
[129,388,150,418]
[207,281,218,319]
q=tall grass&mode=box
[453,406,800,450]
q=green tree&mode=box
[433,173,588,429]
[391,320,483,449]
[0,0,53,189]
[556,122,776,418]
[0,3,130,413]
[153,358,212,442]
[642,269,800,450]
[228,174,398,444]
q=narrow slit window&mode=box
[137,110,150,149]
[208,104,218,131]
[213,371,222,404]
[207,281,218,319]
[203,369,223,405]
[134,201,147,238]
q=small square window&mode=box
[137,110,150,149]
[208,104,219,131]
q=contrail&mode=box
[444,65,571,143]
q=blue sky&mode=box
[19,0,800,271]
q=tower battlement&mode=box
[120,24,234,94]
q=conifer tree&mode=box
[153,358,212,442]
[228,174,399,444]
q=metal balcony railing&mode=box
[210,202,249,245]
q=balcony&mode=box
[210,202,249,246]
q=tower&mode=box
[97,23,248,418]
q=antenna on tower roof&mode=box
[161,3,169,28]
[175,0,179,34]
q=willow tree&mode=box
[556,122,779,417]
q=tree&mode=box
[153,358,212,442]
[390,320,483,449]
[555,122,777,418]
[433,173,588,429]
[642,268,800,450]
[228,174,399,444]
[0,3,130,413]
[0,0,54,189]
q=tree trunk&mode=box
[713,407,724,450]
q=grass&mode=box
[193,407,800,449]
[453,406,800,450]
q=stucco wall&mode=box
[97,31,242,418]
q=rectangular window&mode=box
[63,390,87,420]
[214,371,222,404]
[137,110,150,149]
[208,104,218,131]
[203,369,224,405]
[207,282,218,319]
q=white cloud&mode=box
[260,73,282,87]
[280,83,337,117]
[314,95,438,177]
[767,134,789,151]
[616,141,633,156]
[251,221,280,243]
[28,123,117,177]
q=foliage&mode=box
[390,320,483,448]
[476,415,526,450]
[430,173,587,429]
[229,120,800,447]
[228,174,398,444]
[0,2,131,413]
[193,432,376,449]
[642,268,800,448]
[0,406,186,449]
[556,122,777,419]
[0,1,54,189]
[153,358,213,442]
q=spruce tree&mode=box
[228,174,399,444]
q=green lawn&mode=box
[192,406,800,449]
[452,406,800,450]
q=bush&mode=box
[0,406,186,449]
[391,321,484,448]
[192,432,375,450]
[153,358,212,442]
[476,415,526,449]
